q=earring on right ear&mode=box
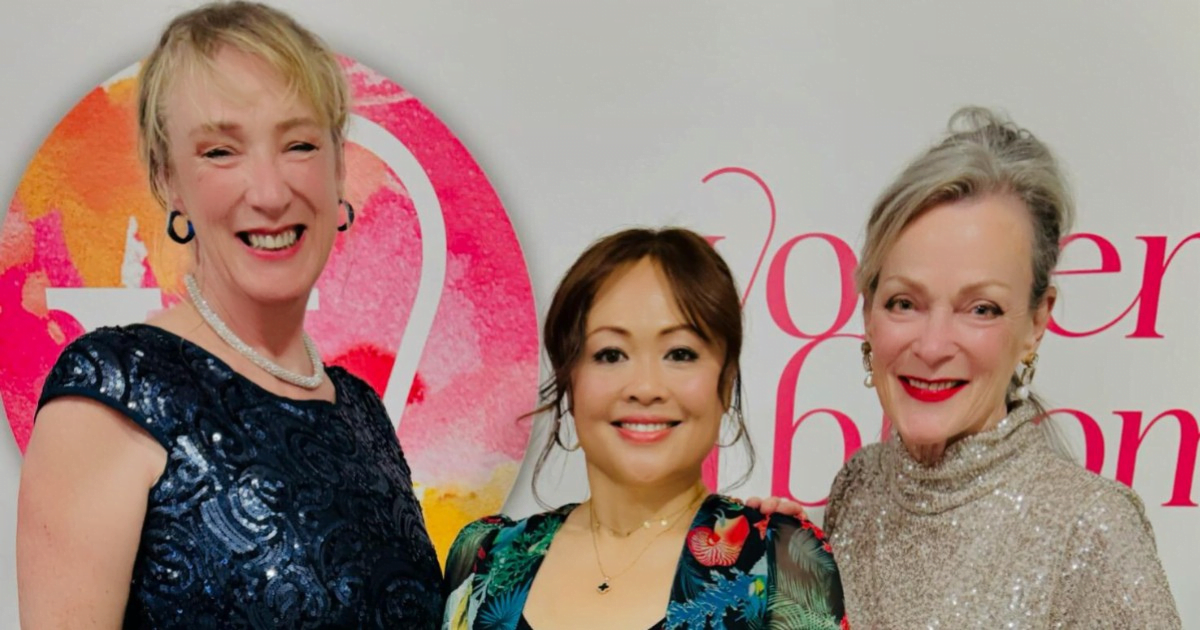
[1015,353,1038,401]
[337,199,355,232]
[861,341,874,388]
[167,209,194,244]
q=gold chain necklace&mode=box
[592,491,704,538]
[588,487,707,595]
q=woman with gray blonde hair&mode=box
[825,107,1180,627]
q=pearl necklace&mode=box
[184,274,325,390]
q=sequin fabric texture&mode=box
[38,325,443,629]
[825,403,1181,629]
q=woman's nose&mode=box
[623,358,667,405]
[243,154,293,215]
[911,309,957,365]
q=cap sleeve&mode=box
[37,327,176,448]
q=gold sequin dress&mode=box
[825,404,1181,628]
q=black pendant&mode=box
[597,581,611,594]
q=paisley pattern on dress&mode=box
[38,324,443,629]
[443,495,847,629]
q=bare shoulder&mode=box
[29,397,165,476]
[22,396,167,545]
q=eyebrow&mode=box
[188,116,321,138]
[880,275,1012,295]
[276,116,322,132]
[585,324,699,339]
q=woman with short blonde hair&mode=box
[17,3,442,627]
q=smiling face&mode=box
[863,193,1053,453]
[570,258,728,489]
[162,45,343,307]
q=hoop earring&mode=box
[167,210,194,244]
[553,419,581,452]
[337,199,355,232]
[861,341,874,388]
[1015,353,1038,401]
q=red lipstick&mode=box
[899,377,967,403]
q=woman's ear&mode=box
[335,137,347,186]
[157,164,180,213]
[1026,286,1057,355]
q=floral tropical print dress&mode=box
[443,494,847,629]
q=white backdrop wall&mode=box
[2,2,1198,627]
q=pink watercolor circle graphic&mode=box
[0,56,539,560]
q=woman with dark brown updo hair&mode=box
[444,227,846,630]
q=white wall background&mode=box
[2,1,1198,627]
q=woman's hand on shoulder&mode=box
[741,495,808,521]
[17,398,165,629]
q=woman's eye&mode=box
[884,297,914,311]
[288,142,318,153]
[666,347,699,362]
[201,147,233,159]
[971,303,1004,318]
[592,348,625,364]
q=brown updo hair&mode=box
[531,227,754,500]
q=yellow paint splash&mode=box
[417,462,520,566]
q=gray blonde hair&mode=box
[858,106,1075,422]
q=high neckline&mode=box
[882,403,1044,515]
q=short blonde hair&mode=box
[856,107,1075,310]
[136,1,350,210]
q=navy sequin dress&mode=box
[38,325,443,629]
